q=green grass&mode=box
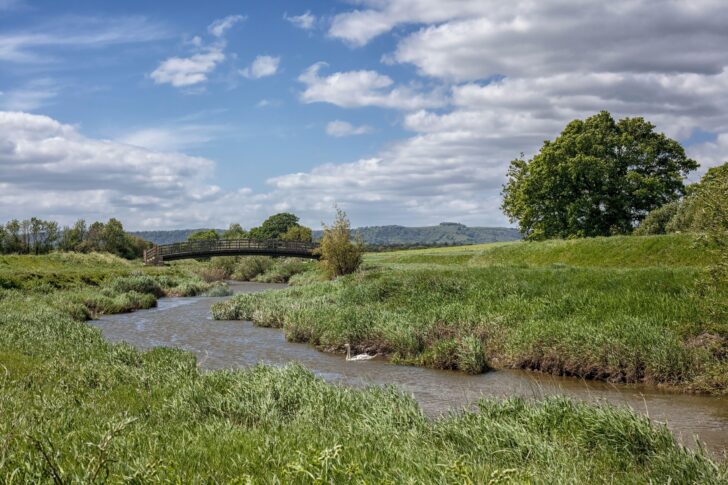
[369,233,716,268]
[214,234,728,394]
[1,251,726,482]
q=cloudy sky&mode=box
[1,0,727,230]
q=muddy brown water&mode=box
[93,282,728,456]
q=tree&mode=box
[188,229,220,241]
[102,218,129,256]
[249,213,300,240]
[280,225,313,242]
[316,207,362,278]
[222,223,248,239]
[3,220,22,253]
[60,219,87,251]
[501,111,698,240]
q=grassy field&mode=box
[214,234,728,394]
[1,252,726,481]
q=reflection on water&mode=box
[93,282,728,455]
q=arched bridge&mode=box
[144,239,319,265]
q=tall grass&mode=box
[0,251,725,482]
[214,235,728,393]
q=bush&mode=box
[197,267,228,283]
[203,282,233,297]
[635,201,681,235]
[209,257,238,278]
[317,208,362,278]
[232,256,273,281]
[253,259,311,283]
[108,275,164,297]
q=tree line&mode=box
[187,212,314,243]
[0,217,150,259]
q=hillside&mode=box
[320,222,520,245]
[132,223,521,246]
[129,229,223,245]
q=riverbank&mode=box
[1,252,725,481]
[212,234,728,394]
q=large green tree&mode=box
[501,111,698,240]
[249,213,301,240]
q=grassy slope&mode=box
[370,233,717,267]
[214,234,728,393]
[0,253,725,482]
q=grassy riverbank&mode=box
[213,234,728,394]
[1,252,725,481]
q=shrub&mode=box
[203,282,233,297]
[254,259,311,283]
[635,201,681,235]
[209,257,238,278]
[108,275,164,297]
[197,267,228,283]
[316,207,362,278]
[232,256,273,281]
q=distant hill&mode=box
[341,223,520,246]
[131,223,521,247]
[129,229,223,245]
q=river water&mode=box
[93,282,728,455]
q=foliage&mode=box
[252,258,314,283]
[692,163,728,322]
[222,223,247,239]
[1,217,150,259]
[316,208,363,278]
[634,201,681,235]
[281,224,313,242]
[232,256,274,281]
[249,212,301,240]
[502,111,698,240]
[187,229,220,241]
[0,254,725,482]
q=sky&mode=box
[1,0,727,230]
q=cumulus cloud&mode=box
[151,15,243,88]
[240,55,280,79]
[325,120,373,137]
[298,62,445,110]
[151,49,225,87]
[284,11,316,30]
[0,111,229,225]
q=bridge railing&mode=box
[144,238,319,264]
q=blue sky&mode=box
[1,0,727,230]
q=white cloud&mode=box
[117,123,226,152]
[284,11,316,30]
[207,14,246,38]
[329,0,490,46]
[240,55,280,79]
[298,62,445,110]
[325,120,373,137]
[0,79,58,111]
[0,16,170,63]
[0,111,227,226]
[151,49,225,87]
[151,14,244,89]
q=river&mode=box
[92,282,728,456]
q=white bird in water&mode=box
[344,343,377,361]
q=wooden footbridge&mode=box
[143,239,319,265]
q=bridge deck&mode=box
[144,238,319,265]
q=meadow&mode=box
[1,251,726,482]
[213,234,728,394]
